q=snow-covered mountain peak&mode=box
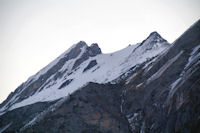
[148,31,167,42]
[135,31,169,54]
[0,33,170,114]
[142,31,167,45]
[149,31,161,37]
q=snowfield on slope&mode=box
[0,34,170,113]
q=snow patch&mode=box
[136,82,143,88]
[2,41,170,112]
[185,44,200,69]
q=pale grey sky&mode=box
[0,0,199,103]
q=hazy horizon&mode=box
[0,0,200,103]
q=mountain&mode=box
[0,20,200,133]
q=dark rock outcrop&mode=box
[122,19,200,133]
[72,43,101,69]
[83,60,97,72]
[22,83,130,133]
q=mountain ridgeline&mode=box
[0,20,200,133]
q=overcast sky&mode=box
[0,0,199,103]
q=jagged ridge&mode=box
[0,32,169,114]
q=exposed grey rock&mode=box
[72,43,101,69]
[21,83,131,133]
[58,79,73,89]
[83,60,97,72]
[89,43,102,56]
[123,19,200,133]
[0,101,55,132]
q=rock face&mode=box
[123,20,200,133]
[0,20,200,133]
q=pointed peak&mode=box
[134,31,169,53]
[150,31,159,35]
[75,41,88,48]
[72,43,101,69]
[90,43,102,52]
[90,43,99,48]
[141,31,167,45]
[149,31,161,37]
[148,31,165,40]
[63,41,88,59]
[88,43,102,56]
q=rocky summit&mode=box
[0,19,200,133]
